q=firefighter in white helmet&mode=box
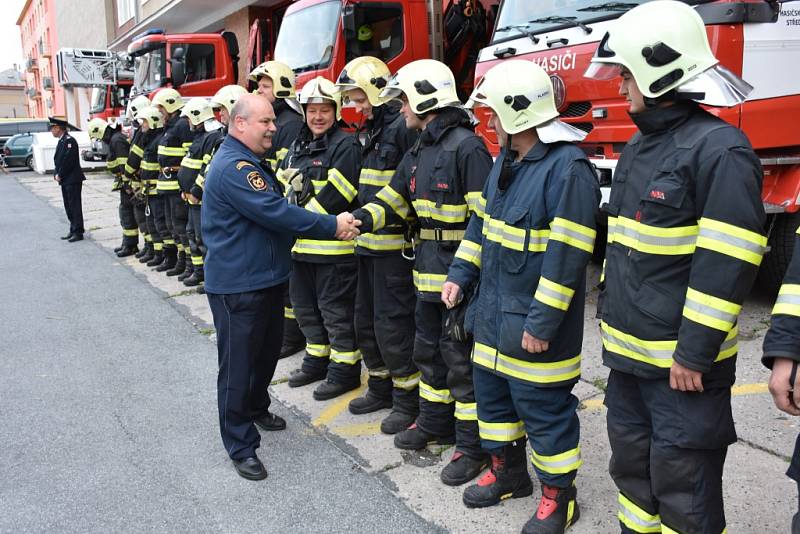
[123,95,153,261]
[585,2,766,532]
[135,106,168,268]
[352,59,493,486]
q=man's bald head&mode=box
[229,93,277,156]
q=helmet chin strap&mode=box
[498,133,516,192]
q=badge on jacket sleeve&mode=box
[247,171,268,191]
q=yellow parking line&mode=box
[312,384,366,428]
[331,421,382,438]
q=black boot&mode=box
[348,391,393,415]
[521,484,579,534]
[166,250,186,276]
[288,368,326,388]
[394,423,455,450]
[145,249,163,267]
[135,242,150,259]
[183,268,204,287]
[116,245,139,258]
[114,241,124,253]
[155,247,177,272]
[380,410,417,435]
[463,441,533,508]
[177,260,194,281]
[312,379,361,401]
[441,451,490,486]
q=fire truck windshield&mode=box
[493,0,706,44]
[90,87,107,114]
[132,48,165,95]
[273,0,340,72]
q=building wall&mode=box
[17,0,61,118]
[0,88,28,118]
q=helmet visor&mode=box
[675,64,753,107]
[536,119,588,144]
[584,62,622,81]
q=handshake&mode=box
[336,212,362,241]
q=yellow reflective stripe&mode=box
[284,307,296,320]
[140,161,160,171]
[330,349,362,365]
[392,372,421,390]
[618,493,661,533]
[474,195,487,220]
[359,168,394,187]
[158,145,186,157]
[601,321,738,367]
[600,258,606,284]
[412,270,447,293]
[356,233,406,251]
[465,191,483,215]
[276,147,289,163]
[607,216,698,255]
[306,343,331,357]
[368,367,391,379]
[130,144,144,157]
[156,180,180,191]
[454,239,482,268]
[181,141,193,150]
[124,164,138,174]
[534,276,575,311]
[202,153,214,164]
[144,234,152,242]
[472,343,581,384]
[311,180,327,194]
[363,203,386,230]
[376,186,410,219]
[122,228,139,237]
[482,215,549,252]
[107,157,127,169]
[530,446,582,474]
[191,255,204,266]
[419,381,454,404]
[414,198,468,223]
[180,156,203,170]
[696,217,767,266]
[153,242,164,251]
[478,419,526,441]
[327,168,357,202]
[305,197,328,215]
[455,401,477,421]
[773,284,800,317]
[163,239,175,246]
[195,175,205,188]
[293,239,355,255]
[682,287,742,332]
[549,217,596,254]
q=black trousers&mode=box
[414,299,481,457]
[133,197,148,241]
[187,205,205,270]
[60,182,84,235]
[150,195,173,250]
[207,284,284,460]
[145,196,162,250]
[168,193,189,254]
[290,260,361,384]
[606,370,735,534]
[119,188,139,247]
[355,254,418,414]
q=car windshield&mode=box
[132,48,165,95]
[273,1,340,72]
[90,87,107,113]
[493,0,710,43]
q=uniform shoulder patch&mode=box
[237,161,255,171]
[246,171,268,192]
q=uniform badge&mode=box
[247,171,268,191]
[237,161,255,171]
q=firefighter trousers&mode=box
[119,188,139,247]
[145,196,163,252]
[133,197,148,243]
[187,205,204,272]
[162,193,186,254]
[606,370,735,534]
[150,195,173,251]
[474,365,581,488]
[282,284,305,353]
[289,260,362,385]
[414,300,481,458]
[355,254,419,414]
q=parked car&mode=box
[3,133,35,169]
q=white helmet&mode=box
[151,87,184,114]
[468,60,586,143]
[298,77,342,120]
[181,97,215,126]
[248,60,298,99]
[380,59,460,115]
[126,95,151,121]
[584,0,752,106]
[87,118,109,140]
[136,106,165,129]
[335,56,392,107]
[210,84,248,114]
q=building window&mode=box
[117,0,136,26]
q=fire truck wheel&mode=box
[758,211,800,295]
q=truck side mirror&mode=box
[170,46,187,87]
[342,6,356,41]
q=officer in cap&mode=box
[50,116,86,242]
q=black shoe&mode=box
[349,392,393,415]
[155,254,176,272]
[183,270,204,287]
[135,244,150,259]
[61,232,73,240]
[67,234,84,242]
[146,251,163,267]
[116,246,139,258]
[521,485,580,534]
[139,247,155,264]
[166,252,186,276]
[177,262,194,281]
[441,452,490,486]
[114,244,124,253]
[279,342,304,360]
[255,412,287,432]
[394,424,455,450]
[313,379,361,401]
[463,442,533,508]
[288,368,326,388]
[232,456,268,481]
[380,411,417,435]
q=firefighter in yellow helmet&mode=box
[135,106,168,268]
[123,95,153,261]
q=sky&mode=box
[1,0,27,72]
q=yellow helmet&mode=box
[126,95,151,121]
[380,59,460,115]
[136,106,165,129]
[299,77,342,120]
[181,97,215,126]
[335,56,391,107]
[151,87,184,114]
[584,0,751,105]
[210,84,248,113]
[87,118,109,140]
[248,60,297,99]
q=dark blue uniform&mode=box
[54,131,86,237]
[202,134,337,460]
